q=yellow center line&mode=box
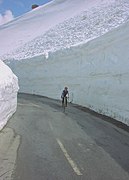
[56,138,83,176]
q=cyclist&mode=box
[61,87,69,107]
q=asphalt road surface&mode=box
[1,93,129,180]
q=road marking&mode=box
[49,121,53,131]
[18,103,24,106]
[56,138,83,176]
[18,103,41,109]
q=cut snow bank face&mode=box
[0,60,19,130]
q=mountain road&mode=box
[0,93,129,180]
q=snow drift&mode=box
[0,60,19,130]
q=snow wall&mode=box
[0,60,19,130]
[7,21,129,126]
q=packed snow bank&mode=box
[7,21,129,126]
[0,60,19,130]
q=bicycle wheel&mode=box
[64,97,67,112]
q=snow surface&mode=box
[0,0,129,126]
[0,60,19,130]
[0,0,129,60]
[7,20,129,126]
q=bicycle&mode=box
[62,96,68,113]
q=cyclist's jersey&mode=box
[62,90,68,98]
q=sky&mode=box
[0,0,52,25]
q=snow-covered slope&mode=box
[0,60,19,130]
[0,0,129,60]
[7,20,129,125]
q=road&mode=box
[0,93,129,180]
